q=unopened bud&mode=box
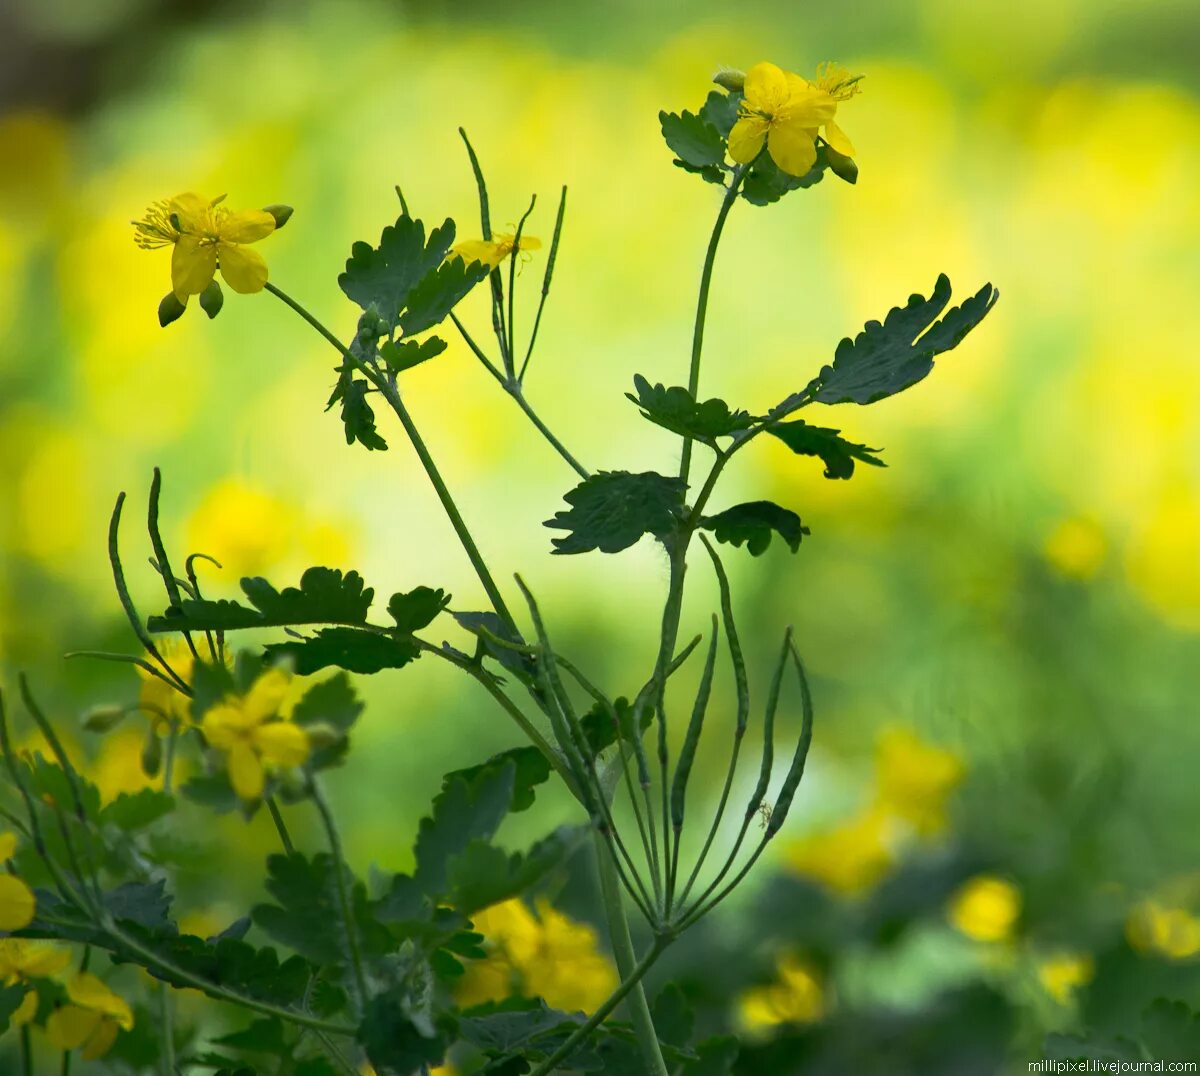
[302,723,343,752]
[823,144,858,185]
[158,292,187,328]
[199,280,224,319]
[263,204,294,230]
[82,705,127,734]
[141,725,162,777]
[713,67,746,93]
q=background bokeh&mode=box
[2,0,1199,1070]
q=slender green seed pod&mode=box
[670,616,719,830]
[745,627,792,820]
[767,639,815,838]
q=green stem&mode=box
[265,797,296,856]
[678,169,744,487]
[20,1025,32,1076]
[60,1051,71,1076]
[310,777,369,1011]
[158,982,175,1076]
[162,721,178,795]
[591,832,670,1076]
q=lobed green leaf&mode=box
[545,470,687,555]
[700,501,809,556]
[766,420,886,479]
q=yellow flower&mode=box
[201,667,309,801]
[873,727,964,836]
[451,232,542,269]
[1126,899,1200,960]
[45,971,134,1061]
[738,954,826,1031]
[786,807,893,895]
[728,61,844,177]
[0,938,72,1027]
[948,875,1022,942]
[136,638,196,731]
[133,192,276,301]
[1044,517,1107,579]
[807,62,862,158]
[0,830,36,932]
[1037,952,1095,1003]
[458,898,617,1012]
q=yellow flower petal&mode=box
[168,192,212,232]
[514,235,541,252]
[202,703,254,748]
[46,1005,103,1051]
[218,209,276,244]
[743,62,790,112]
[227,739,265,800]
[0,831,16,860]
[823,118,855,157]
[728,116,768,165]
[0,873,36,931]
[452,239,504,269]
[171,236,217,299]
[217,243,269,294]
[11,989,37,1027]
[65,972,134,1029]
[242,668,291,723]
[767,122,818,177]
[253,721,310,768]
[5,939,71,978]
[82,1018,120,1061]
[779,87,837,130]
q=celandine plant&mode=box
[0,61,995,1075]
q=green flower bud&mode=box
[82,704,127,733]
[141,724,162,777]
[302,722,344,752]
[713,67,746,93]
[263,204,294,230]
[823,143,858,185]
[158,292,187,328]
[199,279,224,319]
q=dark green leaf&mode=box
[379,336,448,373]
[338,378,388,451]
[701,90,741,137]
[212,1017,286,1053]
[673,159,726,185]
[766,420,885,479]
[443,745,550,814]
[388,586,451,634]
[99,788,175,831]
[294,1060,340,1076]
[0,984,27,1034]
[627,375,755,442]
[26,755,102,819]
[399,256,489,336]
[338,215,456,326]
[358,989,452,1074]
[579,696,643,758]
[291,673,363,733]
[449,611,535,683]
[699,501,808,556]
[181,771,242,814]
[808,275,998,406]
[447,826,583,914]
[459,997,582,1054]
[545,471,687,555]
[653,983,695,1048]
[1141,999,1200,1058]
[740,148,826,206]
[659,109,726,169]
[682,1035,739,1075]
[263,628,420,676]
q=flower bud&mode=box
[141,724,162,777]
[302,722,344,752]
[263,204,294,230]
[199,280,224,319]
[823,144,858,185]
[713,67,746,93]
[158,292,187,328]
[82,705,127,734]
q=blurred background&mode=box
[2,0,1199,1070]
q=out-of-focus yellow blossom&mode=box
[1126,899,1200,960]
[0,938,72,1027]
[133,192,276,300]
[458,898,617,1012]
[728,61,858,177]
[738,954,826,1031]
[948,875,1022,942]
[91,728,159,801]
[1037,952,1095,1003]
[452,232,542,269]
[137,638,196,730]
[45,972,134,1060]
[360,1065,456,1076]
[786,807,893,895]
[201,667,309,800]
[874,726,964,836]
[1044,517,1107,580]
[0,830,37,932]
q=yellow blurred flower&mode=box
[452,232,542,269]
[133,192,276,301]
[1037,952,1094,1003]
[1044,517,1107,580]
[873,726,964,836]
[137,638,196,731]
[738,954,826,1031]
[786,807,893,895]
[728,60,857,177]
[1126,899,1200,960]
[458,898,617,1012]
[0,830,36,932]
[201,667,309,800]
[45,971,134,1061]
[90,728,159,802]
[948,875,1022,942]
[0,938,73,1027]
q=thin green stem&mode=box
[158,982,175,1076]
[20,1025,32,1076]
[60,1050,71,1076]
[162,721,178,795]
[310,777,369,1011]
[265,797,296,856]
[678,168,744,487]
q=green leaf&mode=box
[627,375,755,442]
[358,989,452,1074]
[701,90,740,137]
[545,471,687,555]
[399,255,490,337]
[99,789,175,831]
[659,109,726,169]
[388,586,451,634]
[653,983,695,1049]
[740,148,826,206]
[807,274,998,406]
[0,984,28,1034]
[446,826,583,914]
[700,501,809,556]
[181,771,242,815]
[337,378,388,451]
[682,1035,740,1075]
[26,755,102,819]
[1140,999,1200,1058]
[212,1017,286,1053]
[579,695,643,758]
[290,673,364,770]
[149,567,375,633]
[766,420,885,479]
[459,998,583,1056]
[443,745,550,813]
[379,336,448,374]
[449,611,535,684]
[263,628,420,676]
[338,215,456,326]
